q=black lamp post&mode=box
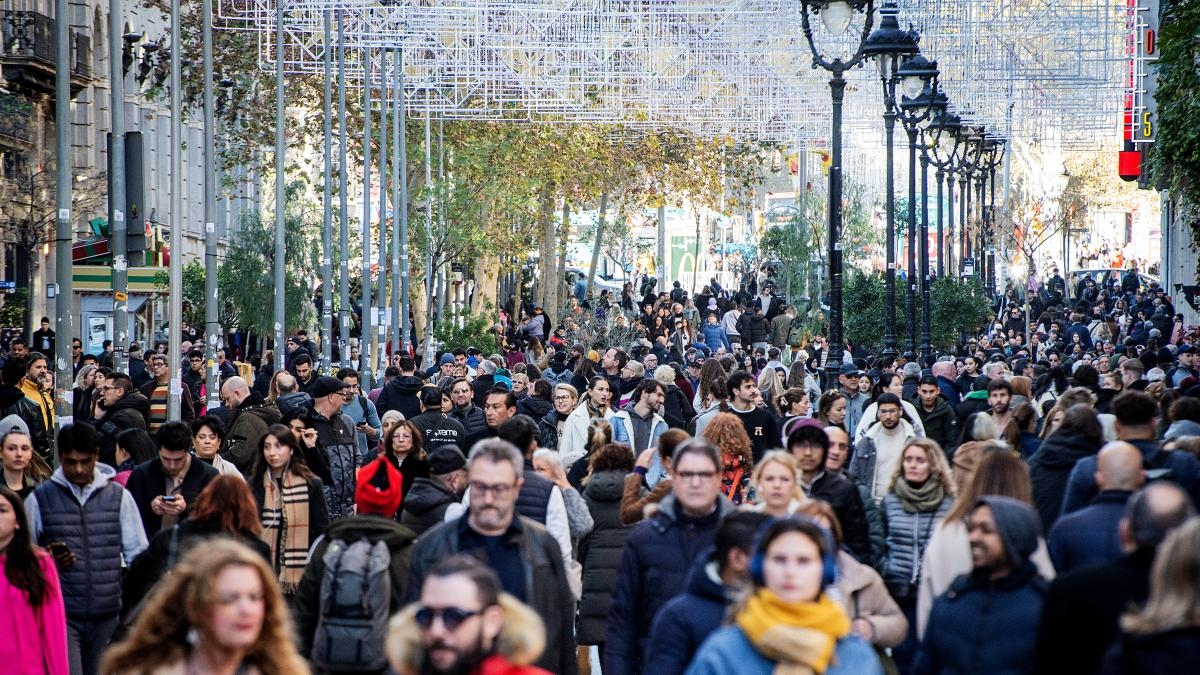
[902,83,946,362]
[927,108,961,280]
[895,54,938,359]
[798,0,875,388]
[980,138,1006,300]
[863,1,917,360]
[956,125,984,278]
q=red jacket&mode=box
[479,655,553,675]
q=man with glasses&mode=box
[605,439,735,675]
[182,349,207,418]
[94,372,149,467]
[390,555,548,675]
[336,367,382,463]
[70,338,85,375]
[405,439,578,675]
[139,352,195,432]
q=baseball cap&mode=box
[428,445,467,474]
[839,362,862,376]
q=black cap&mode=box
[428,445,467,474]
[310,376,351,398]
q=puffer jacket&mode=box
[304,407,359,520]
[1029,430,1101,530]
[661,384,695,430]
[377,375,424,419]
[699,323,730,352]
[911,397,958,453]
[915,563,1047,675]
[736,313,770,347]
[400,477,459,537]
[645,552,729,674]
[538,409,564,451]
[541,364,574,387]
[516,395,553,422]
[1099,626,1200,675]
[603,494,736,675]
[0,383,49,460]
[576,470,633,646]
[880,491,953,600]
[449,403,487,442]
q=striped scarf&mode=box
[147,383,169,432]
[259,471,310,593]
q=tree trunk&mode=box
[536,182,557,322]
[587,193,607,292]
[472,254,499,315]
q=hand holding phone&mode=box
[47,541,76,568]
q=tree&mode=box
[843,269,993,352]
[0,146,104,332]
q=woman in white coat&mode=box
[558,377,615,469]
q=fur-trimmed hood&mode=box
[387,593,546,674]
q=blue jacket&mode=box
[1046,490,1130,575]
[603,494,736,675]
[1065,323,1093,352]
[915,563,1047,675]
[1061,439,1200,516]
[645,551,729,675]
[937,375,962,407]
[686,625,883,675]
[700,323,731,352]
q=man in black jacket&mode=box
[448,377,487,442]
[404,439,577,675]
[95,372,150,467]
[409,386,465,452]
[0,357,50,460]
[401,444,468,536]
[912,375,957,453]
[377,355,424,419]
[124,421,219,537]
[788,419,872,562]
[1034,483,1195,675]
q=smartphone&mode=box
[47,541,71,558]
[162,495,177,502]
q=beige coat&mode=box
[916,518,1056,639]
[834,550,909,649]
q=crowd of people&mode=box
[1,263,1200,675]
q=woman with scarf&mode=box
[701,412,755,506]
[560,377,616,470]
[686,517,885,675]
[249,424,329,598]
[879,438,955,672]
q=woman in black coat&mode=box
[1029,403,1103,530]
[576,445,635,651]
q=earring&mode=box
[186,628,199,646]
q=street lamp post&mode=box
[927,108,961,280]
[895,54,938,360]
[901,83,946,362]
[863,1,917,360]
[981,138,1006,300]
[798,0,876,389]
[956,125,983,278]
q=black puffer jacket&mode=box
[539,409,564,450]
[377,375,424,419]
[736,313,770,347]
[517,395,553,421]
[661,384,696,430]
[577,470,633,645]
[0,383,50,460]
[400,477,459,536]
[96,391,150,467]
[1029,430,1102,530]
[1100,627,1200,675]
[449,403,487,441]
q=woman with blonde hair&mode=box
[701,412,755,505]
[747,451,807,517]
[102,539,309,675]
[1100,517,1200,673]
[756,368,785,416]
[878,438,955,670]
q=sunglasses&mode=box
[414,606,482,631]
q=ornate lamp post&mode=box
[956,125,984,277]
[926,107,962,279]
[980,138,1006,299]
[902,82,946,362]
[895,54,938,359]
[798,0,875,387]
[863,1,917,360]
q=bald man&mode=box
[221,375,282,473]
[1046,441,1145,574]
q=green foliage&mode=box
[154,261,207,327]
[0,288,29,328]
[843,270,993,352]
[434,306,500,355]
[1151,0,1200,211]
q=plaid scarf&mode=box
[259,471,310,593]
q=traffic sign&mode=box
[0,281,15,289]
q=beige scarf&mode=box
[259,471,310,593]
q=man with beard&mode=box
[848,393,918,503]
[389,555,553,675]
[405,439,577,675]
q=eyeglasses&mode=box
[414,606,482,631]
[71,345,81,350]
[676,470,717,482]
[553,394,573,401]
[470,481,516,498]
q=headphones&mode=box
[749,516,839,589]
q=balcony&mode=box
[1,10,92,97]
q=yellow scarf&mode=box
[735,589,851,675]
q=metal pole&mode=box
[320,8,333,372]
[109,0,128,372]
[376,51,389,367]
[935,167,945,278]
[202,0,219,407]
[336,10,350,368]
[272,0,286,372]
[418,100,434,371]
[881,86,898,358]
[433,116,444,333]
[392,49,405,356]
[945,166,955,276]
[919,147,932,361]
[167,0,183,419]
[904,126,918,359]
[360,47,374,388]
[657,203,667,290]
[962,175,972,274]
[824,72,847,388]
[53,0,73,428]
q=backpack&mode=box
[312,537,392,672]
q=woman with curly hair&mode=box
[101,539,309,675]
[701,412,755,505]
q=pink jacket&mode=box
[0,551,69,674]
